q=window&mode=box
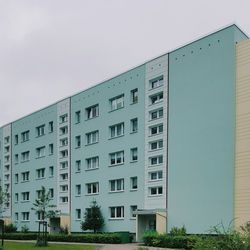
[75,111,81,123]
[21,151,30,162]
[150,92,163,105]
[60,173,68,181]
[59,114,68,124]
[60,149,68,158]
[4,136,10,144]
[21,171,29,182]
[49,166,54,177]
[86,130,99,145]
[130,205,137,218]
[4,155,10,163]
[22,212,30,221]
[150,109,163,120]
[110,95,124,111]
[14,134,18,144]
[150,155,163,166]
[36,125,45,137]
[4,174,10,182]
[49,121,53,133]
[14,154,19,164]
[49,188,54,198]
[149,171,163,181]
[21,192,30,201]
[36,146,45,158]
[59,126,68,135]
[49,144,54,155]
[150,76,163,89]
[86,182,99,195]
[36,190,43,199]
[60,138,68,147]
[150,124,163,136]
[75,136,81,148]
[60,161,68,169]
[75,160,81,172]
[86,104,99,119]
[15,213,18,221]
[60,196,68,203]
[110,179,124,192]
[4,165,10,172]
[150,140,163,151]
[75,184,81,196]
[110,123,124,138]
[60,185,68,192]
[86,156,99,170]
[110,206,124,219]
[150,108,163,120]
[15,174,19,183]
[131,148,138,162]
[130,118,138,133]
[21,130,30,142]
[149,186,163,196]
[15,193,19,202]
[130,177,138,190]
[75,209,81,220]
[131,88,138,104]
[37,211,43,221]
[109,151,124,166]
[36,168,45,179]
[4,146,10,154]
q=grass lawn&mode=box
[3,241,94,250]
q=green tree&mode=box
[81,201,104,233]
[0,186,9,218]
[32,186,59,247]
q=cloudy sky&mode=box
[0,0,250,126]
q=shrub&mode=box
[59,225,69,235]
[4,223,17,233]
[4,232,122,244]
[169,225,186,236]
[21,224,29,233]
[143,232,196,249]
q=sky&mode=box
[0,0,250,127]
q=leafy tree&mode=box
[81,200,104,233]
[0,186,9,218]
[32,186,59,247]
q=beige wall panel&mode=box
[235,39,250,229]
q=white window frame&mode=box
[130,177,138,190]
[150,124,163,136]
[22,212,30,221]
[86,182,99,195]
[150,140,163,151]
[86,104,99,120]
[86,130,99,145]
[149,155,163,166]
[149,171,163,181]
[109,179,124,192]
[150,108,163,120]
[149,186,163,196]
[130,148,138,162]
[36,168,45,179]
[109,206,124,219]
[110,95,124,111]
[131,88,138,104]
[150,76,164,89]
[75,184,81,196]
[150,92,163,105]
[36,146,45,158]
[86,156,99,170]
[109,151,124,166]
[36,125,45,137]
[110,123,124,138]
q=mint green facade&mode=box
[168,26,248,233]
[0,24,248,236]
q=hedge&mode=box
[4,233,122,244]
[143,232,197,249]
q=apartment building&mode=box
[1,24,250,241]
